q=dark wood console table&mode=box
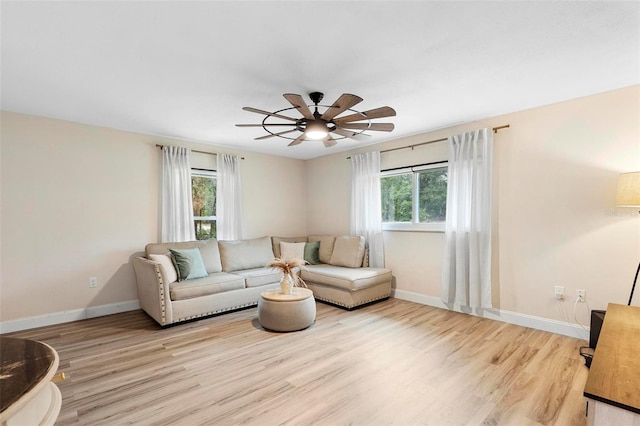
[0,337,62,425]
[583,303,640,425]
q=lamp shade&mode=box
[616,172,640,207]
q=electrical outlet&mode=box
[576,289,586,302]
[554,286,565,300]
[89,277,98,288]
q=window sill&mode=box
[382,222,445,233]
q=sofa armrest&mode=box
[132,257,173,326]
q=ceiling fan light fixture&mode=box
[305,120,329,140]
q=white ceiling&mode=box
[2,1,639,160]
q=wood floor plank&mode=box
[2,299,589,425]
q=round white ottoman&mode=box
[258,288,316,332]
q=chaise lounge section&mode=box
[273,235,393,309]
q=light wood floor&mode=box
[5,299,589,425]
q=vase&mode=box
[280,273,294,295]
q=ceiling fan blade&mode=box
[320,94,363,121]
[236,123,297,127]
[331,128,372,142]
[339,122,395,132]
[288,134,307,146]
[242,107,298,122]
[333,106,397,124]
[255,129,299,140]
[323,137,337,148]
[283,94,314,120]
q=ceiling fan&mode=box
[236,92,396,148]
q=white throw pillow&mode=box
[148,254,178,283]
[279,241,306,260]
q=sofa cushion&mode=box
[304,241,321,265]
[307,235,336,264]
[148,254,178,283]
[170,248,208,281]
[301,265,392,291]
[218,236,275,272]
[168,272,245,300]
[329,236,366,268]
[198,239,223,273]
[232,267,282,288]
[272,236,308,258]
[146,241,202,257]
[145,239,222,274]
[280,241,306,260]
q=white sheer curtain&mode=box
[161,146,195,243]
[441,128,493,309]
[216,153,243,240]
[351,151,385,267]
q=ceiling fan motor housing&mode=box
[309,91,324,105]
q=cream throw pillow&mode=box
[272,236,307,258]
[148,254,178,283]
[280,241,306,260]
[329,236,365,268]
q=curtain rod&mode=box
[382,160,447,173]
[346,124,509,159]
[155,144,245,160]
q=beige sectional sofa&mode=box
[132,235,392,327]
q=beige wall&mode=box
[0,112,307,322]
[1,86,638,326]
[305,85,640,324]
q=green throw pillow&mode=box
[304,241,321,265]
[169,248,208,281]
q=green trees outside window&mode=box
[417,167,448,222]
[381,165,447,224]
[381,174,412,222]
[192,172,217,240]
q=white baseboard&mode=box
[2,292,590,341]
[392,289,589,341]
[0,300,140,334]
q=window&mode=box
[191,169,216,240]
[381,163,448,231]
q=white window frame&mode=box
[381,163,447,233]
[191,169,217,239]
